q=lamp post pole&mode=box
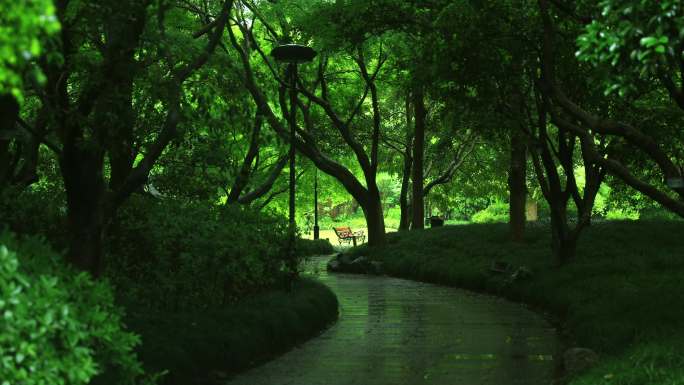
[288,63,297,247]
[270,43,317,274]
[314,168,320,239]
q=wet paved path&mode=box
[226,257,559,385]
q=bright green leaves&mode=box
[0,233,148,385]
[639,35,668,49]
[576,0,684,97]
[0,241,96,385]
[0,1,60,103]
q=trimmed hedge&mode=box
[296,238,335,257]
[127,278,338,385]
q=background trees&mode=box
[2,0,683,269]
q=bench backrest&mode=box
[333,226,352,237]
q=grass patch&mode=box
[126,278,338,385]
[350,220,684,384]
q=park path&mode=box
[226,257,559,385]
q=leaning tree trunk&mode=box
[361,185,386,247]
[411,87,426,230]
[508,129,527,242]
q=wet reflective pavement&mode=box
[226,257,559,385]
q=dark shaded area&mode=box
[127,278,338,385]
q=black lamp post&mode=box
[270,44,317,258]
[314,168,320,239]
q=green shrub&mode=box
[0,232,149,385]
[605,208,639,220]
[106,196,291,310]
[638,207,682,221]
[296,238,334,256]
[0,186,67,248]
[471,201,509,223]
[128,278,338,384]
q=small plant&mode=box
[471,201,509,223]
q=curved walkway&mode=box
[226,257,559,385]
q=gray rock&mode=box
[345,256,369,273]
[369,261,384,275]
[351,256,368,265]
[338,253,354,265]
[563,347,599,374]
[510,266,533,281]
[327,253,381,275]
[327,259,341,272]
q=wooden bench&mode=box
[333,226,366,246]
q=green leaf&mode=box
[640,36,659,48]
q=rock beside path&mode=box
[327,253,383,275]
[563,347,599,374]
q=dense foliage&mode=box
[107,197,291,310]
[0,232,147,385]
[0,1,59,101]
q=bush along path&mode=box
[121,235,338,385]
[100,199,340,384]
[126,278,338,385]
[346,221,684,385]
[0,228,338,385]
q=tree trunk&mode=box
[552,234,577,266]
[399,180,411,231]
[60,146,107,276]
[411,87,426,230]
[399,90,413,231]
[101,1,147,191]
[508,129,527,242]
[399,151,412,231]
[227,114,263,204]
[0,95,19,190]
[362,186,386,246]
[549,203,577,265]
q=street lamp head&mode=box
[271,44,317,63]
